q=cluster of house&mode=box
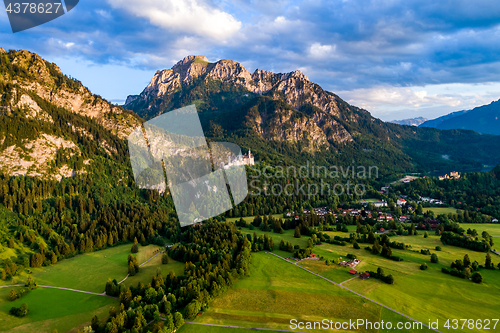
[360,200,388,208]
[347,270,370,280]
[397,194,444,206]
[339,258,360,268]
[438,171,460,181]
[398,175,419,183]
[286,207,330,220]
[419,197,444,205]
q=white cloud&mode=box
[107,0,241,41]
[96,10,112,19]
[337,82,500,120]
[309,43,336,59]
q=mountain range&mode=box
[419,99,500,135]
[2,50,500,182]
[125,55,500,174]
[390,117,428,126]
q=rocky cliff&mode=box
[0,49,141,179]
[125,55,500,171]
[125,55,356,147]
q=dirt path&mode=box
[340,275,359,285]
[0,284,117,299]
[36,285,118,299]
[1,249,166,298]
[185,322,307,332]
[266,251,442,333]
[117,250,165,285]
[139,250,165,267]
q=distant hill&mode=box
[420,99,500,135]
[419,110,469,128]
[390,117,428,126]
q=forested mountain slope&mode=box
[126,55,500,174]
[0,49,141,180]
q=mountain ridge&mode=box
[2,50,500,179]
[419,110,469,128]
[0,49,141,179]
[420,99,500,135]
[390,117,428,126]
[124,55,500,173]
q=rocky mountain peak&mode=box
[288,70,309,81]
[172,55,209,72]
[126,55,352,127]
[128,56,315,104]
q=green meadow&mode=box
[192,251,433,333]
[239,227,310,248]
[361,198,384,203]
[306,234,500,333]
[425,207,462,215]
[0,243,184,293]
[177,324,273,333]
[0,242,185,332]
[226,214,285,224]
[214,224,500,333]
[123,247,184,288]
[458,223,500,237]
[0,287,117,333]
[1,243,132,292]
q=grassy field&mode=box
[191,251,433,333]
[0,244,133,293]
[0,243,185,293]
[0,243,185,332]
[178,324,276,333]
[124,247,185,288]
[308,234,500,333]
[361,198,384,203]
[458,223,500,237]
[214,225,500,333]
[425,207,462,215]
[239,227,310,249]
[0,287,117,333]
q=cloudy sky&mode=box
[2,0,500,121]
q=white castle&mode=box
[221,149,255,169]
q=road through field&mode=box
[0,284,118,298]
[0,249,166,298]
[118,250,166,285]
[266,251,443,333]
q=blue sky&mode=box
[2,0,500,121]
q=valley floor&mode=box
[0,243,184,333]
[1,222,499,333]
